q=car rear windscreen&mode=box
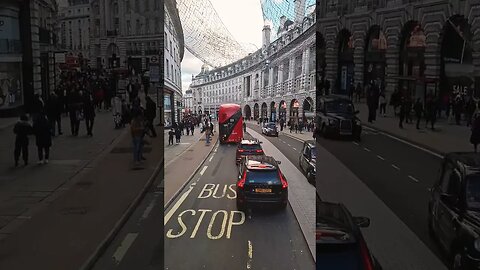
[246,170,281,185]
[240,144,262,150]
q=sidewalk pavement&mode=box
[164,127,218,206]
[0,112,123,234]
[354,102,470,154]
[0,114,163,270]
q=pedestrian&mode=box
[83,94,96,136]
[466,98,476,127]
[454,95,463,125]
[210,121,214,136]
[31,94,45,122]
[379,93,387,117]
[68,91,82,136]
[405,96,413,124]
[179,121,184,136]
[191,122,195,135]
[243,121,246,132]
[399,96,406,128]
[414,98,423,129]
[130,110,145,166]
[45,92,63,136]
[33,113,52,164]
[175,126,181,144]
[471,111,480,152]
[295,122,298,133]
[145,96,157,137]
[112,95,123,129]
[13,114,33,167]
[425,97,437,130]
[168,128,175,145]
[205,122,211,144]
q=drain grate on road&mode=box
[110,147,152,154]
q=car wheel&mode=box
[321,124,327,138]
[452,251,463,270]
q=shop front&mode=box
[336,29,354,95]
[440,15,474,101]
[0,2,23,114]
[364,26,386,89]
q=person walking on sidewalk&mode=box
[13,114,33,167]
[471,110,480,152]
[68,91,82,136]
[45,93,63,136]
[466,98,476,127]
[145,96,157,137]
[414,98,423,129]
[168,128,175,145]
[454,95,463,125]
[83,94,96,136]
[399,96,406,129]
[175,126,182,144]
[355,83,363,102]
[130,110,146,166]
[33,113,52,164]
[425,96,437,130]
[243,121,246,132]
[379,92,387,117]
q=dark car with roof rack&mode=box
[236,155,287,210]
[317,95,362,141]
[428,152,480,270]
[299,140,316,184]
[316,199,380,270]
[236,139,264,164]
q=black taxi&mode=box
[428,153,480,270]
[317,95,362,141]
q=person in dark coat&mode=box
[466,98,476,127]
[68,91,82,136]
[399,96,406,128]
[471,111,480,152]
[414,98,423,129]
[45,92,63,136]
[33,114,52,164]
[83,94,96,136]
[168,128,175,145]
[145,96,157,137]
[13,114,33,167]
[175,126,181,144]
[425,97,437,130]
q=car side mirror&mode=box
[353,216,370,228]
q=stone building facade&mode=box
[89,0,162,73]
[189,5,316,124]
[57,0,90,59]
[316,0,480,102]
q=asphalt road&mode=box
[315,126,448,266]
[163,139,314,269]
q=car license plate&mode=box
[255,188,271,193]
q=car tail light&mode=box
[360,239,374,270]
[238,149,245,153]
[237,171,247,189]
[256,149,263,153]
[278,172,288,189]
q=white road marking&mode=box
[208,155,214,162]
[287,143,291,147]
[363,147,371,152]
[377,155,385,161]
[200,166,208,176]
[112,233,138,264]
[246,240,253,269]
[391,164,400,170]
[164,185,195,225]
[141,197,157,220]
[293,147,297,151]
[353,142,359,146]
[408,175,420,183]
[365,127,443,159]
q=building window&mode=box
[166,59,169,78]
[126,20,131,35]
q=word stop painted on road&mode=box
[166,209,245,240]
[198,184,236,199]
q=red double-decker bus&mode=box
[219,104,243,144]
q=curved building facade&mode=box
[163,0,184,127]
[317,0,480,102]
[189,8,316,124]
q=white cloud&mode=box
[180,0,264,93]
